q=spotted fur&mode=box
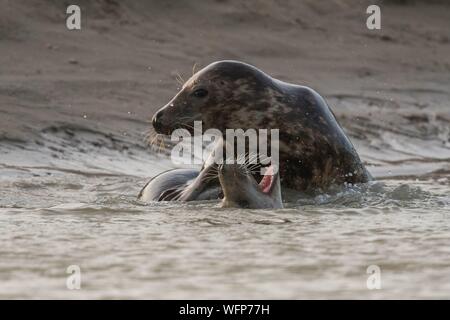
[151,60,372,192]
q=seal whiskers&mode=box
[149,60,372,193]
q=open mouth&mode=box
[258,165,276,194]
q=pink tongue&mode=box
[259,166,274,194]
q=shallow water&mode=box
[1,138,449,299]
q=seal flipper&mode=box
[178,163,222,201]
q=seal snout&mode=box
[151,111,163,132]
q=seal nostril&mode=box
[152,112,163,132]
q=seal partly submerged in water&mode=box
[219,163,282,209]
[138,161,283,209]
[139,137,283,208]
[149,60,371,194]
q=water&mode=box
[1,136,449,299]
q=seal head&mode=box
[151,60,372,192]
[152,60,277,135]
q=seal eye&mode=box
[192,88,208,98]
[238,200,250,208]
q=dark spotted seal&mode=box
[150,60,371,193]
[139,137,282,208]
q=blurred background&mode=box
[1,1,449,173]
